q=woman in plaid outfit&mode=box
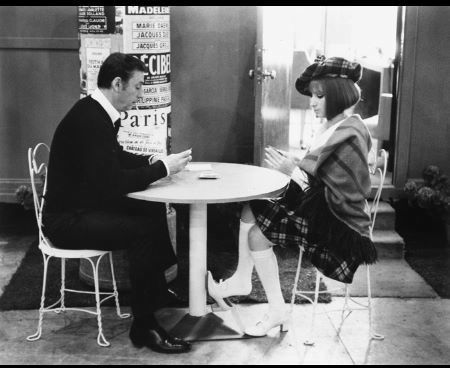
[208,56,377,337]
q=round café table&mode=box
[127,162,290,340]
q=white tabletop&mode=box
[127,162,290,204]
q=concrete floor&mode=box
[1,236,450,365]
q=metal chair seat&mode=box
[38,236,110,259]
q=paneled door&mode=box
[252,6,294,166]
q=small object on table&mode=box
[198,171,220,179]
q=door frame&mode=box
[393,5,417,189]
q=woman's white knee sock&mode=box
[250,247,286,312]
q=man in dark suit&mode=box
[43,52,192,354]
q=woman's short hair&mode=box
[310,77,361,120]
[97,52,146,89]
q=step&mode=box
[370,183,402,200]
[370,201,396,231]
[372,229,405,259]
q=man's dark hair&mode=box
[97,52,146,89]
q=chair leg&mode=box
[288,247,304,346]
[108,252,130,319]
[304,271,320,346]
[341,285,352,324]
[88,256,110,347]
[367,265,384,340]
[290,247,304,311]
[27,253,51,342]
[58,258,66,313]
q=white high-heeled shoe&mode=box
[244,309,291,337]
[207,271,234,311]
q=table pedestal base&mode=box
[156,306,254,341]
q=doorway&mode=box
[287,6,400,184]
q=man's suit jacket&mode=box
[45,96,167,213]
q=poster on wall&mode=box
[130,53,171,108]
[83,38,112,95]
[78,5,171,156]
[120,6,171,155]
[78,6,116,34]
[78,34,122,98]
[116,106,171,155]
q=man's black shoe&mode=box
[129,321,191,354]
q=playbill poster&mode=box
[78,5,116,34]
[78,6,171,156]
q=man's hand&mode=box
[264,146,298,176]
[164,149,192,175]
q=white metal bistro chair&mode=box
[290,149,388,346]
[26,143,130,347]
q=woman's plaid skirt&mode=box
[249,180,362,283]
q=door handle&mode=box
[261,69,276,79]
[249,69,276,83]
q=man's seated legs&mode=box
[43,200,190,353]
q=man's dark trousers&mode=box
[43,197,176,326]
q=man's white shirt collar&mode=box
[91,88,121,126]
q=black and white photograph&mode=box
[0,5,449,365]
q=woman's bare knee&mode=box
[248,225,272,251]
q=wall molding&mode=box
[0,37,79,50]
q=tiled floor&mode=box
[2,299,450,365]
[1,235,450,365]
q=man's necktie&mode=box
[114,119,121,135]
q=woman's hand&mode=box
[264,146,298,176]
